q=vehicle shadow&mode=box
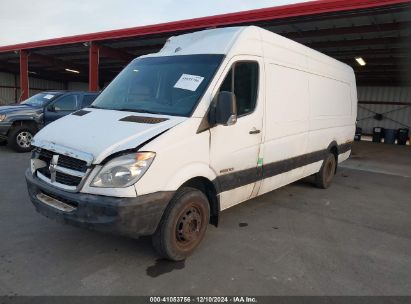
[0,141,32,153]
[31,222,159,263]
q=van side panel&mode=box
[305,55,356,176]
[258,60,310,196]
[257,28,356,196]
[307,55,354,131]
[310,75,351,118]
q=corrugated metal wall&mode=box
[23,77,66,103]
[67,82,88,91]
[0,71,66,105]
[0,72,16,104]
[357,86,411,134]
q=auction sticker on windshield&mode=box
[174,74,204,91]
[43,94,55,100]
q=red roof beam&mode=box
[0,0,410,53]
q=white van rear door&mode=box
[210,56,263,210]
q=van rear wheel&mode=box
[315,153,336,189]
[152,187,210,261]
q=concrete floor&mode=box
[341,140,411,178]
[0,141,410,296]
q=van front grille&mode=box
[35,148,90,190]
[38,149,88,173]
[38,167,83,187]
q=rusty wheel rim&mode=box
[174,203,204,251]
[325,158,335,183]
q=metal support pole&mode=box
[89,42,99,92]
[19,50,29,101]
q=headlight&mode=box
[0,114,6,122]
[91,152,155,188]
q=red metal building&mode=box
[0,0,410,101]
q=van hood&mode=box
[32,108,187,164]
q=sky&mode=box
[0,0,311,46]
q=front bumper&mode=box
[25,169,174,238]
[0,122,11,139]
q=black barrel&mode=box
[354,127,362,141]
[397,128,409,145]
[372,127,384,143]
[384,129,397,144]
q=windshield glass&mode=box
[21,93,59,107]
[91,54,224,117]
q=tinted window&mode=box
[220,69,233,92]
[92,55,224,117]
[219,61,259,116]
[53,94,78,111]
[82,94,98,107]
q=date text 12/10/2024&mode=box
[149,296,258,303]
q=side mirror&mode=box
[47,104,55,112]
[212,91,237,126]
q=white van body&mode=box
[26,26,357,259]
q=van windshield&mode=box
[91,54,224,117]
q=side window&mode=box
[53,94,78,111]
[82,94,98,108]
[219,61,259,116]
[220,69,233,92]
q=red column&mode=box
[19,50,29,101]
[89,42,99,92]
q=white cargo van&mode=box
[26,26,357,260]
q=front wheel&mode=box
[152,187,210,261]
[8,126,35,152]
[314,153,336,189]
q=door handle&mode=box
[249,128,261,134]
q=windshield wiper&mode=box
[89,106,160,115]
[116,108,158,115]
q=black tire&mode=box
[314,153,337,189]
[8,125,35,153]
[152,187,210,261]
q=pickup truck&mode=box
[0,91,99,152]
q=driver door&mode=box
[44,94,79,125]
[210,56,263,210]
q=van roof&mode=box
[145,25,352,73]
[145,26,247,57]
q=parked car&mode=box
[26,26,357,260]
[0,91,99,152]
